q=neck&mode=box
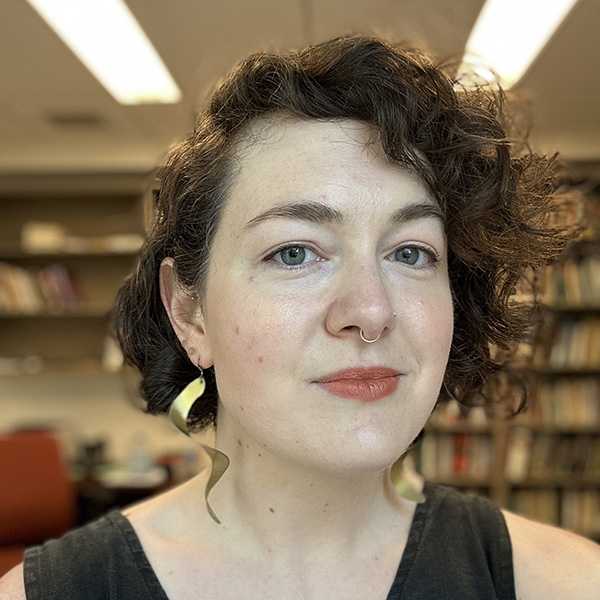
[203,419,414,560]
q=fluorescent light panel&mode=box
[461,0,579,89]
[27,0,182,104]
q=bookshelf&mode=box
[0,174,146,376]
[414,396,600,540]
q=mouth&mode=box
[314,367,401,402]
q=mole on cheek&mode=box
[258,356,264,363]
[235,326,240,335]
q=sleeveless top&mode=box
[23,482,516,599]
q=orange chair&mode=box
[0,429,77,576]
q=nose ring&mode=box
[359,329,381,344]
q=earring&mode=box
[182,288,197,301]
[389,457,426,504]
[169,366,230,525]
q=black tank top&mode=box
[24,482,516,599]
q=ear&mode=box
[159,257,214,368]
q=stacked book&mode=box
[0,262,82,315]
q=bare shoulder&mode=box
[0,563,26,599]
[502,509,600,600]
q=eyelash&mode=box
[265,243,440,269]
[388,244,440,268]
[265,244,322,269]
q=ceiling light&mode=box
[26,0,182,104]
[460,0,580,89]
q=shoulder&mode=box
[502,509,600,600]
[29,510,124,564]
[0,563,26,600]
[425,482,507,532]
[0,514,122,600]
[16,511,142,600]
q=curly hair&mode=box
[114,35,573,430]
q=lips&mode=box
[315,367,401,401]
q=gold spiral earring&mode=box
[169,368,230,525]
[389,457,426,504]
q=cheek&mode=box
[431,299,454,356]
[208,288,294,381]
[409,289,454,364]
[208,292,303,434]
[210,317,272,417]
[213,317,272,376]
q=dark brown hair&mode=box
[114,35,573,429]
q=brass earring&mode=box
[389,457,426,504]
[169,366,230,525]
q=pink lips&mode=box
[315,367,401,401]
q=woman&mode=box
[3,36,599,599]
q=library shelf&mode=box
[0,175,146,377]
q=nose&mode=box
[325,259,397,342]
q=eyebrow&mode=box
[243,202,343,230]
[243,200,445,230]
[391,203,445,225]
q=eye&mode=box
[392,245,437,267]
[271,245,318,266]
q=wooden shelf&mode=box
[425,476,494,489]
[424,423,492,434]
[0,245,141,260]
[511,424,600,435]
[0,183,143,378]
[532,367,600,376]
[0,308,112,319]
[543,303,600,314]
[0,357,117,377]
[508,477,600,489]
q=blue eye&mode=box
[273,245,316,266]
[393,246,436,266]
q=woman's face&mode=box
[195,118,453,474]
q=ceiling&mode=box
[1,0,599,182]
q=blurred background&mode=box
[1,0,599,171]
[1,0,599,574]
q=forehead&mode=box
[234,117,389,180]
[225,117,437,221]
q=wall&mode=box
[0,372,215,466]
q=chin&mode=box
[292,433,416,478]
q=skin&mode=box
[2,118,599,599]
